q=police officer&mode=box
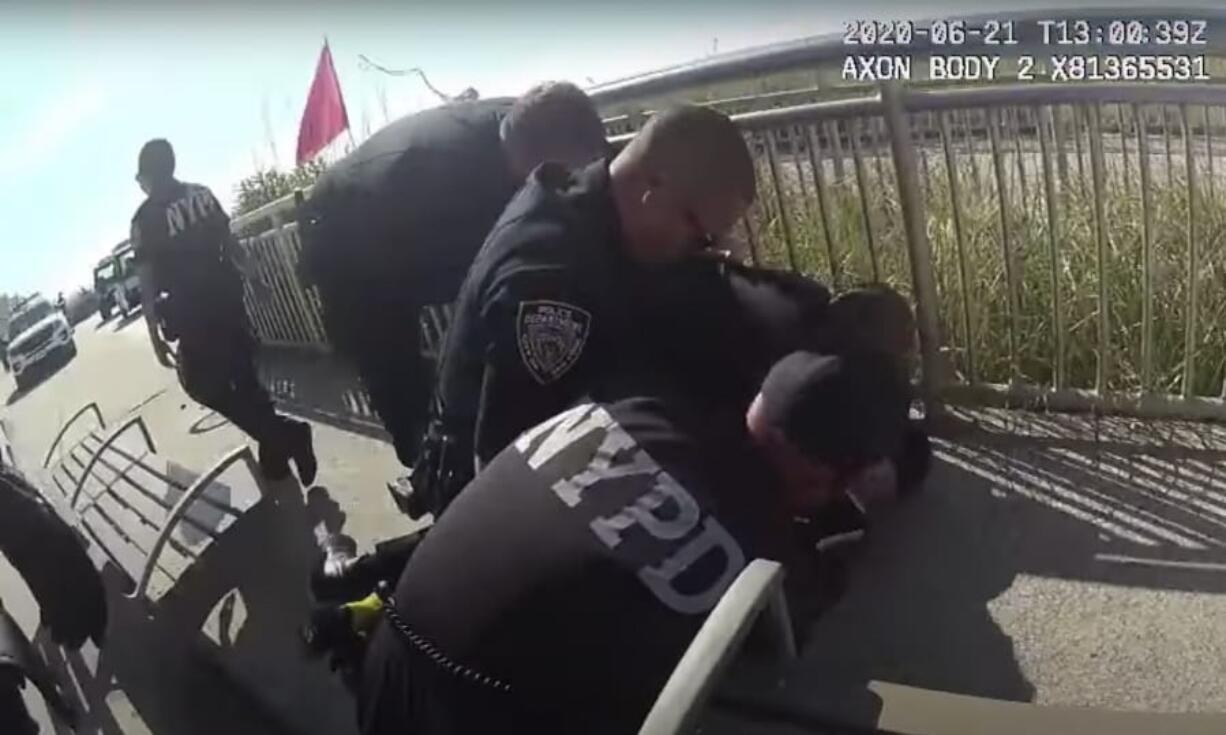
[313,260,930,601]
[300,82,608,471]
[419,104,756,516]
[357,349,910,734]
[131,139,317,484]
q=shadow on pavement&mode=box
[34,476,357,735]
[111,310,143,333]
[256,347,391,445]
[933,408,1226,594]
[188,411,231,436]
[306,486,348,537]
[4,351,75,407]
[716,410,1226,730]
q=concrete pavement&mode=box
[0,312,419,734]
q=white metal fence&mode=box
[230,200,455,358]
[231,10,1226,421]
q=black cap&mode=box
[758,350,909,472]
[137,139,175,180]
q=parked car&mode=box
[6,296,75,391]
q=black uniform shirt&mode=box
[436,158,652,464]
[388,396,788,733]
[304,98,518,302]
[130,180,242,324]
[638,257,833,418]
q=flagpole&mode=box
[328,36,357,152]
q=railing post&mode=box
[881,82,945,420]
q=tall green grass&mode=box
[748,136,1226,398]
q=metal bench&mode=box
[639,559,797,735]
[40,402,264,607]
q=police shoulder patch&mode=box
[516,300,592,385]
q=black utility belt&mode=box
[378,589,512,693]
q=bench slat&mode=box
[50,472,73,505]
[90,492,197,582]
[59,455,85,489]
[89,452,239,540]
[102,442,248,518]
[78,506,177,602]
[79,506,151,581]
[69,454,118,513]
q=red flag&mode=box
[296,41,350,165]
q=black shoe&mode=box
[386,474,419,517]
[258,441,292,481]
[288,421,318,487]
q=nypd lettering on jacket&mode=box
[513,403,746,615]
[165,186,220,238]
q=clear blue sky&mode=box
[0,0,1174,296]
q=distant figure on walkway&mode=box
[299,81,608,472]
[130,139,317,485]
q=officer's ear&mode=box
[640,172,665,207]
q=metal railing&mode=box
[238,221,330,350]
[730,80,1226,420]
[230,9,1226,420]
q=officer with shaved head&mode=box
[301,82,608,474]
[412,105,756,517]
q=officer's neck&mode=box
[146,178,179,198]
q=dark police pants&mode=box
[317,286,433,468]
[174,318,296,453]
[358,621,580,735]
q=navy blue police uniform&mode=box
[358,394,791,735]
[130,181,301,465]
[300,99,520,467]
[428,158,654,512]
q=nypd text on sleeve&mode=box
[513,403,746,615]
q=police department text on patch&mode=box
[516,301,592,385]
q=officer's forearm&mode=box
[136,265,162,345]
